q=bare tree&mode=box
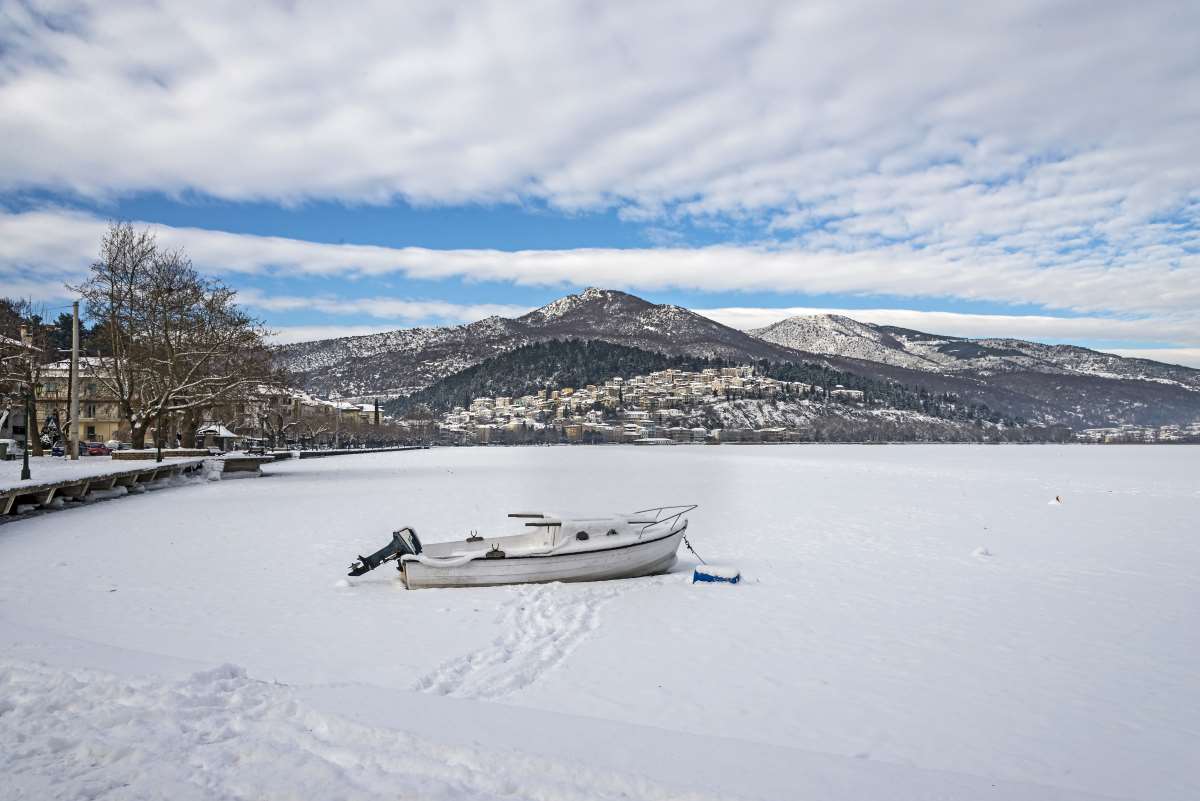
[71,223,157,446]
[300,420,331,449]
[74,222,281,448]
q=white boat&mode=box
[348,505,696,589]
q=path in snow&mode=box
[414,581,622,699]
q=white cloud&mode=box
[3,0,1200,347]
[7,203,1193,358]
[0,0,1198,281]
[267,325,404,345]
[2,209,1197,325]
[238,289,529,324]
[1101,349,1200,369]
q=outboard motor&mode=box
[348,527,422,576]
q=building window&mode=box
[86,425,96,440]
[84,403,97,418]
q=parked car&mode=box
[51,441,87,457]
[0,438,22,460]
[105,439,132,451]
[85,442,111,456]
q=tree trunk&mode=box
[130,419,147,449]
[181,408,200,448]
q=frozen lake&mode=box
[2,445,1198,800]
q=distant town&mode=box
[4,362,856,450]
[435,365,856,445]
[425,366,1200,446]
[5,356,1198,456]
[1073,423,1200,444]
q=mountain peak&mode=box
[519,287,653,325]
[751,313,914,362]
[508,286,801,362]
[578,286,619,299]
[753,313,879,340]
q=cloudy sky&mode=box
[2,0,1198,364]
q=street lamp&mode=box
[21,384,32,480]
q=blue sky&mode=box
[1,1,1197,364]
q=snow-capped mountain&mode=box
[751,315,919,367]
[275,288,799,400]
[274,289,1200,427]
[751,314,1200,390]
[514,287,799,362]
[749,313,1200,427]
[274,315,534,400]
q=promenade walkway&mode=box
[0,456,205,517]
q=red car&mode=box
[85,442,111,456]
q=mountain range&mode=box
[274,288,1200,429]
[275,288,795,399]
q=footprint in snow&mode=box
[412,582,622,700]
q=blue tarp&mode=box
[693,566,740,584]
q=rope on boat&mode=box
[682,532,707,565]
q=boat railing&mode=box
[514,505,697,537]
[627,504,698,537]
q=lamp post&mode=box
[20,325,35,480]
[69,301,80,461]
[21,385,32,481]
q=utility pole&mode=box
[69,301,80,461]
[19,325,32,481]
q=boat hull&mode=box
[401,528,684,589]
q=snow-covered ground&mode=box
[1,445,1197,800]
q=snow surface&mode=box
[1,445,1198,800]
[694,564,741,580]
